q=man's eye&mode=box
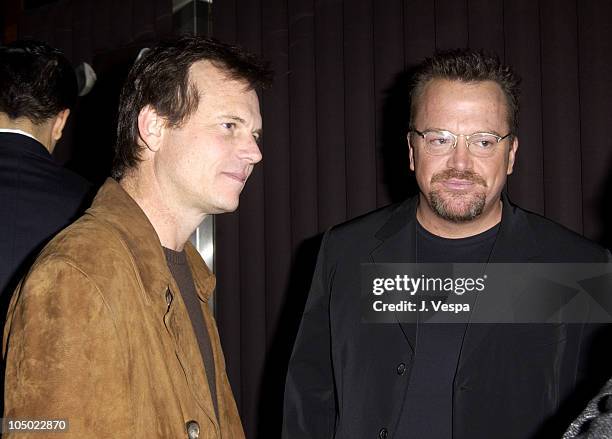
[472,138,496,149]
[221,122,236,130]
[430,137,450,145]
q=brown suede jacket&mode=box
[3,178,245,438]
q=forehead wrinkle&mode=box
[187,61,262,133]
[415,80,509,134]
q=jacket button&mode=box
[396,363,406,375]
[186,420,199,439]
[378,427,388,438]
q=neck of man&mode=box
[119,169,206,252]
[0,114,53,152]
[416,194,503,239]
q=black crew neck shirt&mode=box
[398,221,499,438]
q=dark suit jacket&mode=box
[283,194,612,439]
[0,132,92,299]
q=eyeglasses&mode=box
[409,129,512,157]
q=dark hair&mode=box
[112,36,273,180]
[0,39,77,123]
[410,49,521,135]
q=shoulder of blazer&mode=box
[498,193,609,262]
[328,196,418,242]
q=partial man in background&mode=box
[3,36,271,438]
[0,40,93,416]
[0,39,92,301]
[283,49,611,439]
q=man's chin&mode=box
[204,197,240,215]
[216,202,239,214]
[429,191,486,223]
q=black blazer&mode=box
[283,194,612,439]
[0,132,93,299]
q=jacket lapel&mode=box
[370,197,419,353]
[87,179,223,433]
[457,193,541,371]
[164,276,220,433]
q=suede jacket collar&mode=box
[86,178,215,303]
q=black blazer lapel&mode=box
[370,197,419,353]
[457,193,541,371]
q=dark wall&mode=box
[213,1,612,438]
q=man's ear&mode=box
[51,109,70,143]
[408,132,416,172]
[507,136,519,175]
[137,105,165,152]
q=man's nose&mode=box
[241,136,263,164]
[446,136,472,170]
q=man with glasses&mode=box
[283,49,610,439]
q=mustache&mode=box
[430,169,487,187]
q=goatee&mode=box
[428,169,487,222]
[429,190,486,222]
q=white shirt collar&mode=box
[0,128,40,143]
